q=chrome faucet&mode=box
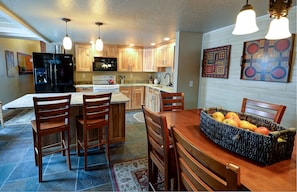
[164,73,173,87]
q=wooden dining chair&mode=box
[76,93,111,170]
[142,105,176,191]
[170,127,241,191]
[31,94,72,182]
[160,92,184,112]
[0,101,4,128]
[241,98,286,124]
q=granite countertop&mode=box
[75,83,174,93]
[3,92,129,110]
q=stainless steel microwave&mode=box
[93,57,117,71]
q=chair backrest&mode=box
[142,105,170,178]
[160,92,184,112]
[170,127,241,191]
[82,93,111,128]
[33,94,71,131]
[241,98,286,124]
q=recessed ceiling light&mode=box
[164,37,170,41]
[151,43,156,46]
[129,44,134,47]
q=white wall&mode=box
[175,31,202,109]
[198,7,296,128]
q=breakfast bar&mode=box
[3,92,130,144]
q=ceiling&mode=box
[0,0,295,47]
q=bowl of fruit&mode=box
[200,107,296,165]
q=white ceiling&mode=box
[0,0,295,47]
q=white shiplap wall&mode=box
[198,7,297,128]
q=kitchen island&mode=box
[3,92,129,144]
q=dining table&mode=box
[159,109,296,191]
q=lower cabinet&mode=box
[120,86,144,110]
[145,87,160,112]
[76,87,93,92]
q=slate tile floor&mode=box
[0,111,147,191]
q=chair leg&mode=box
[37,135,43,182]
[105,127,110,167]
[32,130,38,166]
[84,128,88,171]
[76,122,82,156]
[164,174,170,191]
[61,132,65,156]
[66,129,72,170]
[148,160,158,191]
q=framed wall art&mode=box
[202,45,231,79]
[17,52,33,74]
[240,34,295,83]
[5,50,18,77]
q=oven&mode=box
[93,84,119,93]
[92,75,119,93]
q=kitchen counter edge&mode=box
[75,83,174,92]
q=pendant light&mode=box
[62,18,72,50]
[265,0,292,40]
[95,22,104,51]
[232,0,259,35]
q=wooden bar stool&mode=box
[31,94,72,182]
[0,101,4,128]
[76,93,112,170]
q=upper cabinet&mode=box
[155,42,175,68]
[75,44,118,72]
[75,44,93,72]
[118,47,143,72]
[93,44,118,58]
[143,48,157,72]
[74,42,175,72]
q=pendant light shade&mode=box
[95,22,104,51]
[265,17,291,40]
[96,38,103,51]
[265,0,292,40]
[232,0,259,35]
[63,35,72,50]
[62,18,72,50]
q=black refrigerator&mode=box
[33,52,75,93]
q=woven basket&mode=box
[200,108,296,165]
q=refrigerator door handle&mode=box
[54,64,57,87]
[49,64,53,87]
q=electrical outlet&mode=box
[189,80,193,87]
[130,73,133,78]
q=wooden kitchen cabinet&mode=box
[131,86,145,109]
[76,87,93,92]
[75,44,93,72]
[118,47,143,72]
[119,86,132,110]
[93,44,118,57]
[143,48,157,72]
[145,87,160,112]
[120,86,145,110]
[155,42,175,68]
